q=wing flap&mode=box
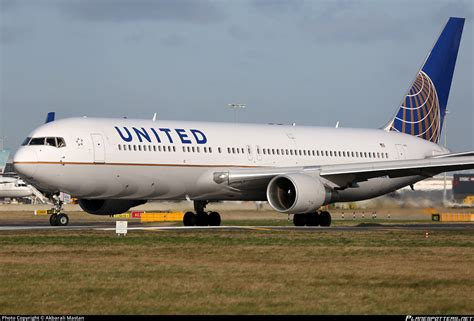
[320,155,474,187]
[215,154,474,191]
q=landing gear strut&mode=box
[183,200,221,227]
[293,210,331,227]
[48,194,69,226]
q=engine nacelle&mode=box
[78,199,147,215]
[266,173,330,214]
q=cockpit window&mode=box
[45,137,56,147]
[29,137,45,145]
[57,137,66,148]
[21,137,32,146]
[27,137,66,148]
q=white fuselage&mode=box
[13,117,448,203]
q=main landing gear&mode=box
[48,195,69,227]
[293,211,331,227]
[183,200,221,227]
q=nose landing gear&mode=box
[48,195,69,226]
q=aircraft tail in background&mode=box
[0,150,10,174]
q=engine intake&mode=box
[266,173,330,214]
[78,199,146,215]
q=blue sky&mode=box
[1,0,473,152]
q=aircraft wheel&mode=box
[320,211,332,227]
[56,213,69,226]
[196,212,209,226]
[183,211,197,226]
[49,214,58,226]
[306,212,320,226]
[293,214,307,227]
[208,211,221,226]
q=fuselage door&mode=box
[395,144,407,160]
[246,145,253,161]
[256,145,262,161]
[91,134,105,163]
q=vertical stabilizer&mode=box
[386,17,464,144]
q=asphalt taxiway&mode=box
[0,222,472,232]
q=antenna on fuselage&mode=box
[152,113,157,122]
[335,121,340,128]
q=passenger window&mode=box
[209,147,212,153]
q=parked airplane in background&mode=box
[0,176,42,200]
[0,150,47,202]
[13,17,474,226]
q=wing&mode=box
[213,153,474,191]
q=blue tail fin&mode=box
[387,17,464,144]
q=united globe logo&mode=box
[390,71,441,143]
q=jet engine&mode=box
[266,173,331,214]
[78,199,147,215]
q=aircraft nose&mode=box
[13,147,38,178]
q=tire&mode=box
[320,211,332,227]
[56,213,69,226]
[208,212,221,226]
[306,213,320,226]
[293,214,307,227]
[183,211,197,226]
[49,214,58,226]
[196,212,209,226]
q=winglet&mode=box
[45,112,55,123]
